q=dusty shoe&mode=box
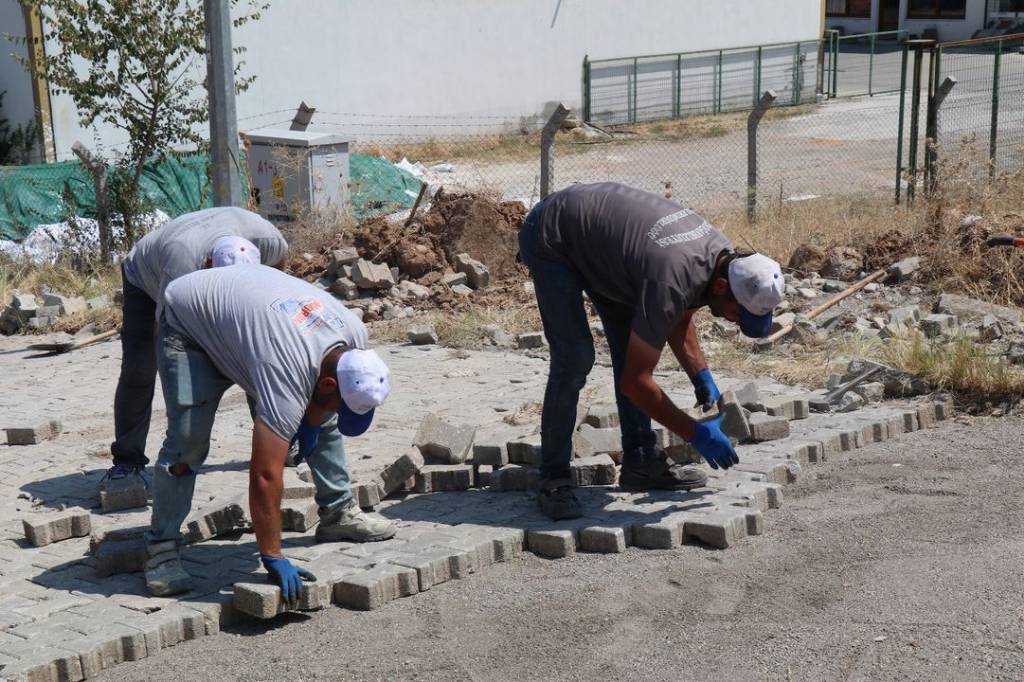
[145,541,192,596]
[537,477,583,520]
[99,463,149,490]
[619,454,708,492]
[315,502,396,543]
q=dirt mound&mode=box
[820,246,864,281]
[352,217,445,279]
[786,244,826,274]
[864,229,914,271]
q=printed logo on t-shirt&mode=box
[646,208,713,248]
[270,297,346,336]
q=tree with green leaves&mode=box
[16,0,265,246]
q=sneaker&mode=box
[537,477,583,520]
[100,463,150,490]
[315,502,396,543]
[619,454,708,492]
[145,541,192,596]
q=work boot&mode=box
[99,463,150,490]
[145,541,192,597]
[315,501,396,543]
[619,452,708,492]
[537,477,583,520]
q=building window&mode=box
[907,0,967,19]
[826,0,872,17]
[994,0,1024,11]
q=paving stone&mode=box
[22,509,90,547]
[746,413,790,442]
[838,428,862,451]
[442,271,467,287]
[334,564,419,611]
[526,528,577,558]
[5,419,62,446]
[353,481,381,509]
[389,547,464,590]
[718,391,751,441]
[183,496,249,543]
[280,499,319,532]
[683,509,747,548]
[454,253,490,289]
[98,475,148,513]
[570,454,617,486]
[414,464,474,493]
[471,439,509,467]
[281,468,316,499]
[232,580,327,619]
[902,410,920,432]
[413,413,476,464]
[734,457,795,485]
[731,381,762,411]
[582,403,619,429]
[379,449,425,496]
[329,276,358,300]
[506,434,543,465]
[515,331,545,349]
[762,395,809,420]
[579,526,628,553]
[916,403,936,429]
[91,529,148,577]
[573,424,622,459]
[745,510,765,535]
[487,464,541,492]
[852,381,886,403]
[351,259,395,289]
[713,483,771,511]
[406,324,439,345]
[837,392,866,413]
[933,400,954,421]
[631,518,684,550]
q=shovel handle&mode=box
[986,235,1024,248]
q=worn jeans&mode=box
[146,320,354,545]
[518,203,658,480]
[110,266,157,467]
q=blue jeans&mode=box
[111,266,157,467]
[518,203,658,480]
[146,320,354,545]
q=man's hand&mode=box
[260,554,317,607]
[689,415,739,470]
[289,420,320,463]
[691,368,721,412]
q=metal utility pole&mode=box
[205,0,242,207]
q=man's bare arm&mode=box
[666,312,708,380]
[250,419,289,557]
[620,332,698,441]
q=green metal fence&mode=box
[582,39,821,126]
[825,29,909,98]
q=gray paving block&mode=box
[413,413,476,464]
[747,413,790,442]
[334,564,419,610]
[902,410,920,432]
[92,530,148,577]
[22,509,90,547]
[745,510,765,535]
[570,454,617,486]
[526,528,577,558]
[233,580,329,620]
[98,476,148,513]
[572,424,622,460]
[280,499,319,532]
[455,253,490,289]
[579,526,628,553]
[631,519,683,549]
[762,395,810,420]
[379,449,425,496]
[916,403,936,430]
[414,464,474,493]
[506,434,543,465]
[718,391,751,441]
[353,481,382,509]
[516,331,546,349]
[184,496,249,543]
[406,324,440,345]
[933,400,954,421]
[389,547,463,590]
[732,381,762,411]
[683,510,746,549]
[583,403,619,428]
[471,440,509,467]
[488,465,541,492]
[281,468,316,499]
[4,418,62,446]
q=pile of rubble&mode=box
[0,291,113,334]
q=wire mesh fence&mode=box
[825,30,909,98]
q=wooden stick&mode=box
[404,182,428,228]
[27,329,119,354]
[762,267,887,344]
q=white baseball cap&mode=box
[728,253,786,338]
[336,349,391,436]
[211,235,261,267]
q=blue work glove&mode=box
[690,415,739,470]
[260,554,317,607]
[289,420,320,464]
[691,368,721,412]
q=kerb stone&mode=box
[334,564,418,611]
[526,529,577,558]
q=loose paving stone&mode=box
[5,418,62,446]
[442,271,467,288]
[233,580,327,619]
[389,547,465,590]
[488,465,541,492]
[351,259,395,289]
[455,253,490,289]
[22,509,90,547]
[920,313,958,338]
[91,527,148,577]
[718,391,751,441]
[583,403,619,428]
[746,413,790,442]
[570,454,617,486]
[515,331,545,349]
[579,526,628,553]
[573,424,622,460]
[683,509,747,549]
[353,481,382,509]
[379,449,425,496]
[280,499,319,532]
[281,468,316,499]
[98,476,148,513]
[406,324,439,345]
[506,434,543,465]
[731,381,762,411]
[334,564,419,611]
[183,496,250,544]
[471,438,509,467]
[762,395,809,420]
[413,413,476,464]
[526,528,577,558]
[414,464,474,493]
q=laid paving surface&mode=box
[0,333,952,682]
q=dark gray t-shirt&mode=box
[534,182,733,349]
[163,265,367,441]
[124,207,289,304]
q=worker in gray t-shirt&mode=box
[105,207,289,493]
[518,182,785,520]
[144,265,396,601]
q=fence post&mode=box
[895,42,909,203]
[716,50,723,113]
[869,34,876,96]
[792,42,801,104]
[989,39,1002,176]
[582,55,591,122]
[831,33,839,97]
[631,57,638,123]
[540,103,570,200]
[747,90,777,223]
[925,77,958,195]
[906,40,933,205]
[754,46,763,107]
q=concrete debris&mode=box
[887,256,921,282]
[351,259,396,289]
[936,293,1021,325]
[454,253,490,289]
[451,283,474,296]
[516,331,546,349]
[442,272,467,288]
[837,392,866,413]
[413,413,476,464]
[407,324,440,345]
[397,280,431,300]
[920,313,958,338]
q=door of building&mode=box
[879,0,901,31]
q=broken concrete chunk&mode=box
[329,277,358,300]
[91,526,148,577]
[23,509,91,547]
[5,418,62,446]
[887,256,921,282]
[351,259,396,289]
[936,293,1021,325]
[455,253,490,289]
[42,293,88,316]
[413,413,476,464]
[442,272,467,288]
[407,324,439,345]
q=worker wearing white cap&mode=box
[144,265,395,602]
[519,182,785,520]
[106,208,288,497]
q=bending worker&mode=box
[105,207,289,493]
[145,265,395,600]
[518,182,785,520]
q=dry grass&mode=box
[0,256,121,309]
[373,304,542,348]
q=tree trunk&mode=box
[71,141,111,262]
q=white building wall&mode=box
[38,0,822,160]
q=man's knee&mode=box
[551,343,595,385]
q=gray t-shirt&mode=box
[123,207,289,303]
[163,265,367,441]
[534,182,733,349]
